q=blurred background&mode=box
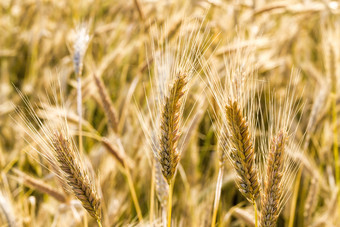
[0,0,340,226]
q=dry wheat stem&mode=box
[225,99,260,203]
[52,131,101,223]
[260,130,287,227]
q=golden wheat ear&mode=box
[15,83,103,225]
[260,130,287,227]
[159,73,187,184]
[225,99,260,203]
[52,130,102,222]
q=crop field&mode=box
[0,0,339,226]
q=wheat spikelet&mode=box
[225,99,260,202]
[159,73,187,184]
[52,130,101,222]
[260,130,287,227]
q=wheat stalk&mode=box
[260,130,287,227]
[0,191,17,227]
[211,127,228,227]
[72,23,90,158]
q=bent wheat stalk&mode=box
[13,169,68,204]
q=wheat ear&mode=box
[225,99,260,202]
[52,131,102,224]
[159,73,187,184]
[158,73,187,227]
[260,130,287,227]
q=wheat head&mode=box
[225,99,260,203]
[159,73,187,184]
[52,130,101,222]
[260,130,287,227]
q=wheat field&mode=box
[1,0,340,226]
